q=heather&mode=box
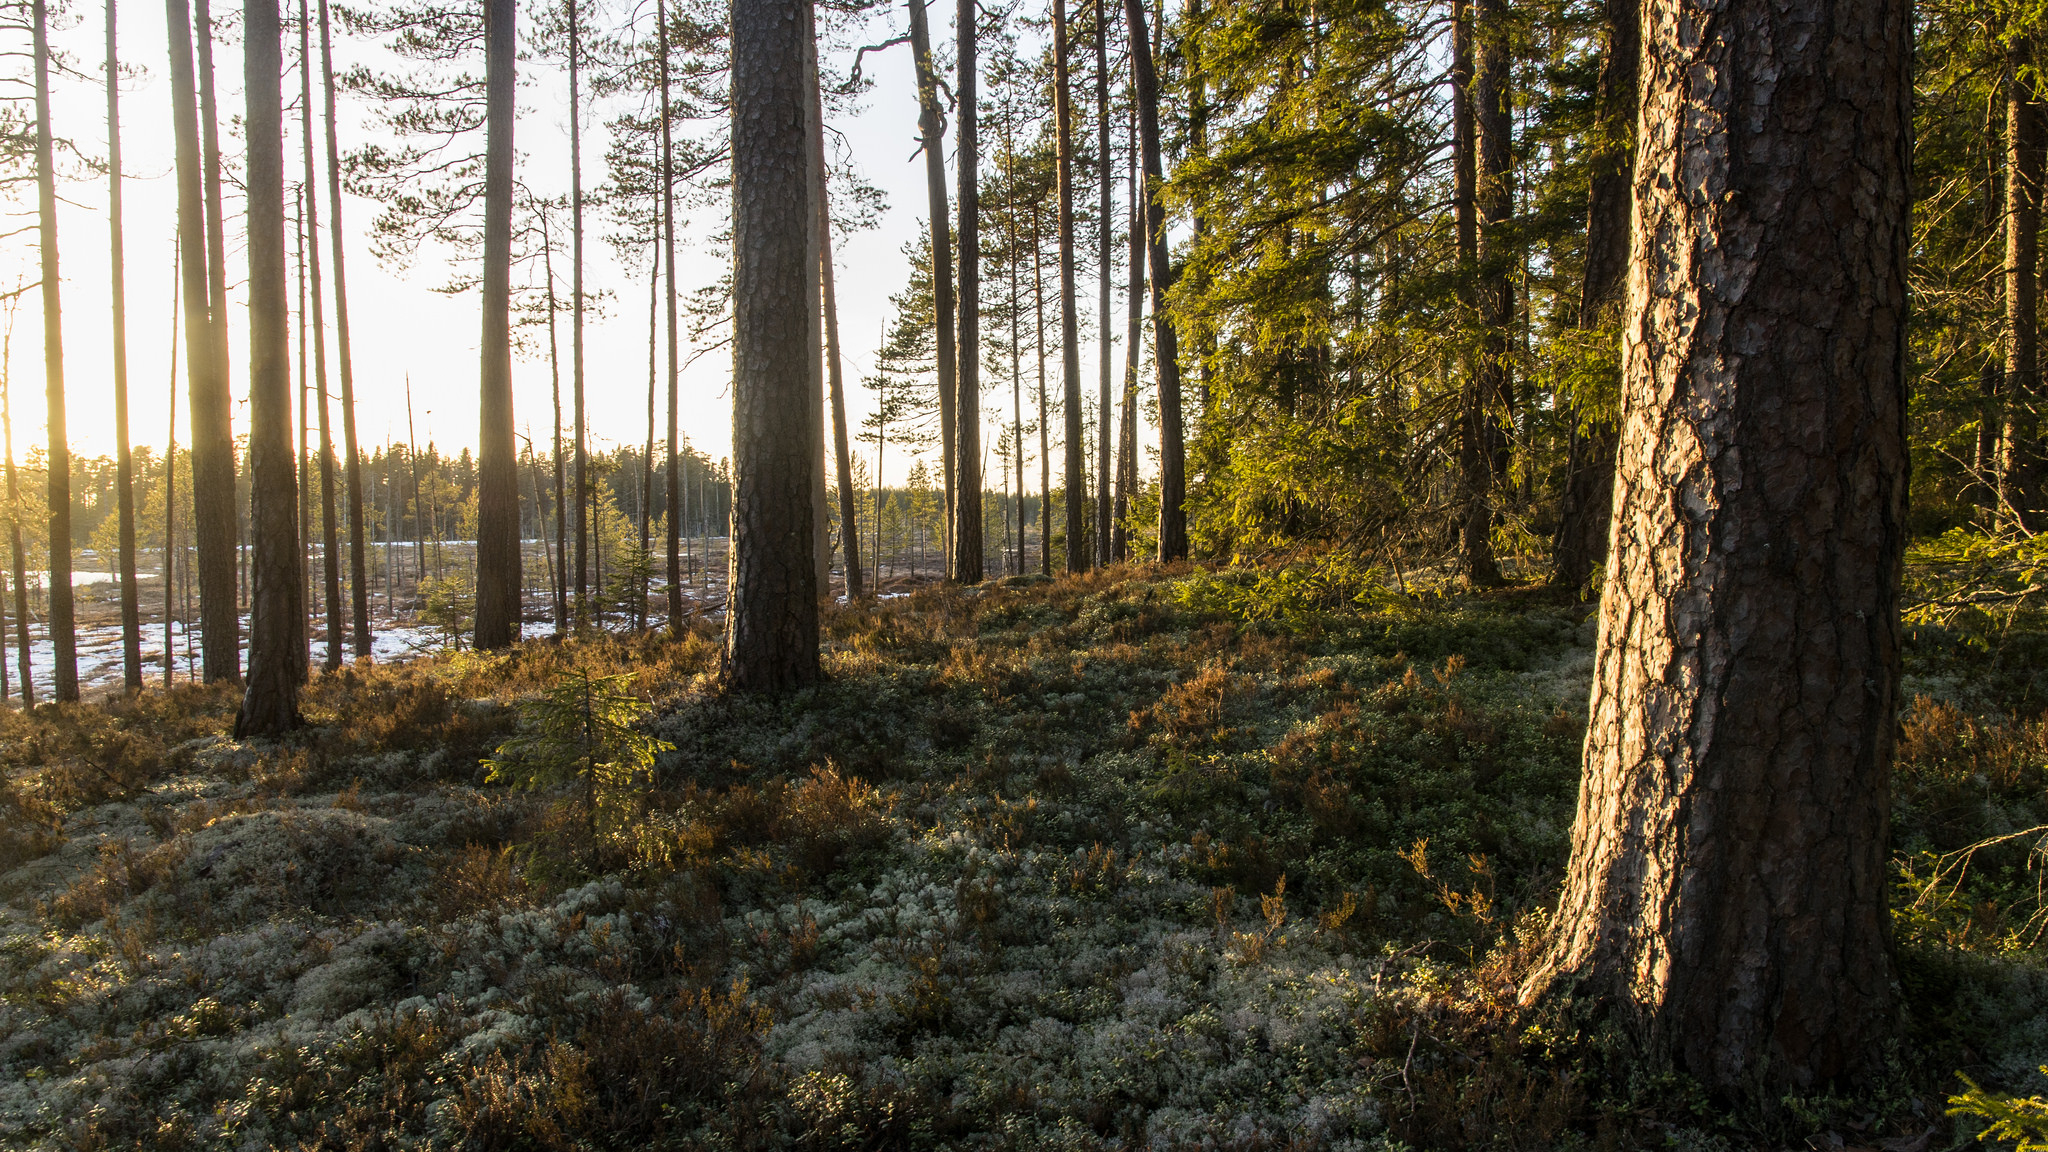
[0,566,2040,1150]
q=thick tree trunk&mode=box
[473,0,520,649]
[33,0,76,701]
[236,0,301,737]
[301,0,342,670]
[726,0,820,692]
[1124,0,1185,562]
[907,0,958,571]
[317,0,370,657]
[107,0,143,692]
[1055,0,1088,573]
[170,0,238,683]
[1459,0,1511,588]
[2002,49,2042,532]
[1094,0,1113,567]
[953,0,984,583]
[1551,0,1635,592]
[1526,0,1909,1097]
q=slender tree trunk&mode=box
[726,0,820,692]
[32,0,75,701]
[907,0,958,569]
[644,244,658,630]
[2003,47,2043,532]
[801,9,829,594]
[1124,0,1185,562]
[1113,112,1142,563]
[569,0,589,621]
[317,0,370,656]
[1054,0,1088,573]
[473,0,520,648]
[3,321,30,704]
[1034,192,1051,575]
[814,73,864,598]
[1526,0,1909,1095]
[164,258,177,684]
[658,0,684,626]
[107,0,143,692]
[953,0,983,583]
[297,194,312,677]
[1460,0,1512,588]
[301,0,342,670]
[169,0,238,682]
[1004,108,1026,577]
[1551,0,1635,592]
[1094,0,1113,566]
[236,0,301,736]
[542,225,569,633]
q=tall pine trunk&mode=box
[107,0,143,692]
[1034,189,1051,575]
[318,0,370,656]
[473,0,520,648]
[1094,0,1112,566]
[1551,0,1635,592]
[1054,0,1087,573]
[1112,110,1141,563]
[542,224,569,632]
[1124,0,1185,561]
[659,0,683,626]
[569,0,589,621]
[302,0,342,669]
[1526,0,1909,1095]
[726,0,820,691]
[1459,0,1512,588]
[3,318,30,704]
[33,0,75,701]
[814,68,863,598]
[906,0,957,568]
[2003,47,2042,532]
[953,0,983,583]
[236,0,302,736]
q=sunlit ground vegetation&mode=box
[0,561,2043,1149]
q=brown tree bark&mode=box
[659,0,683,627]
[569,0,588,621]
[1526,0,1909,1097]
[107,0,143,692]
[1055,0,1088,573]
[906,0,958,570]
[1458,0,1511,588]
[814,71,864,598]
[1094,0,1113,567]
[473,0,520,649]
[3,312,30,704]
[1551,0,1636,592]
[1112,113,1141,563]
[1034,185,1052,575]
[170,0,238,683]
[952,0,983,584]
[725,0,820,692]
[33,0,76,701]
[317,0,370,657]
[1124,0,1185,562]
[2002,48,2042,532]
[301,0,342,670]
[236,0,302,737]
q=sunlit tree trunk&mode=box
[1124,0,1184,562]
[542,221,569,633]
[1112,111,1142,563]
[1055,0,1087,573]
[236,0,302,736]
[1526,0,1909,1095]
[726,0,820,691]
[107,0,143,692]
[2002,46,2042,532]
[1459,0,1511,588]
[473,0,520,649]
[301,0,342,670]
[907,0,957,569]
[569,0,589,621]
[658,0,683,626]
[33,0,76,701]
[3,320,31,704]
[318,0,370,657]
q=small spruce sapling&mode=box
[484,670,673,849]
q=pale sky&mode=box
[0,0,1144,493]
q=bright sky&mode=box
[0,0,1138,492]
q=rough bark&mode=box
[317,0,370,657]
[169,0,238,683]
[953,0,983,583]
[33,0,76,701]
[2002,49,2042,532]
[726,0,820,692]
[1525,0,1909,1098]
[473,0,520,649]
[107,0,143,692]
[1055,0,1088,573]
[1551,0,1635,592]
[236,0,301,737]
[1459,0,1511,589]
[1124,0,1185,562]
[907,0,958,570]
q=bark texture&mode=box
[726,0,819,692]
[318,0,371,657]
[236,0,301,737]
[953,0,983,584]
[33,0,76,701]
[301,0,342,671]
[2002,51,2042,532]
[473,0,520,649]
[1094,0,1113,567]
[1527,0,1909,1096]
[107,0,144,692]
[907,0,957,570]
[1125,0,1185,561]
[1458,0,1511,589]
[1056,0,1088,573]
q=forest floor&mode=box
[0,562,2042,1150]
